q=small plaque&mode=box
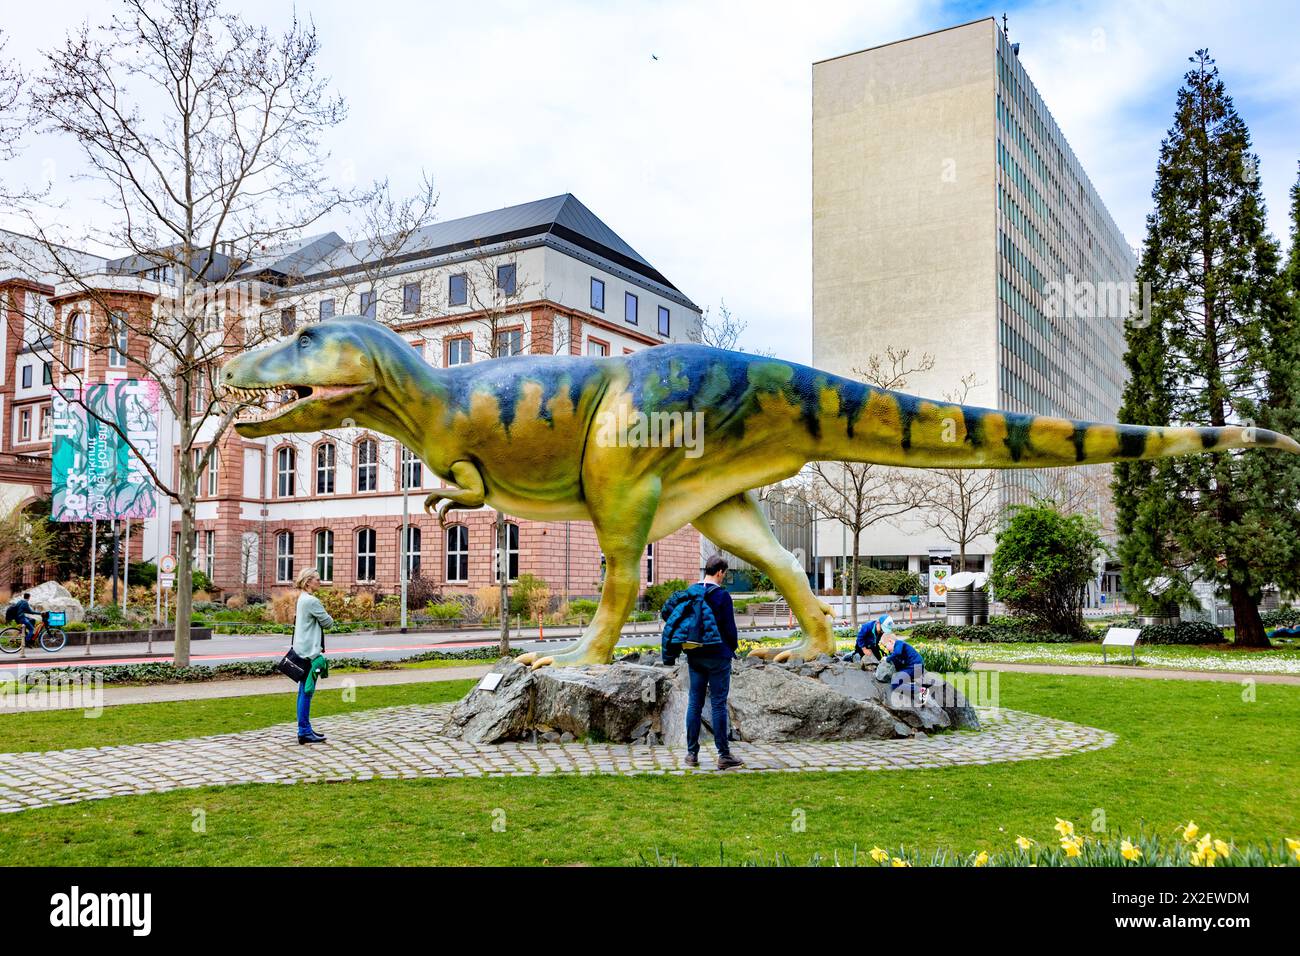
[477,672,504,693]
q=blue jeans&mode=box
[686,655,732,758]
[891,664,924,692]
[296,681,314,736]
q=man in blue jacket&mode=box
[853,614,894,661]
[662,554,744,771]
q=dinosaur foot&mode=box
[747,637,836,665]
[516,643,613,669]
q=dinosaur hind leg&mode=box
[518,479,660,669]
[691,492,836,664]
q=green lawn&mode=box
[0,671,1296,865]
[935,640,1300,674]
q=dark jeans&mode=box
[686,654,732,758]
[890,664,924,693]
[296,681,314,735]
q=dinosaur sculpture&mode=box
[221,317,1300,666]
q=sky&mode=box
[2,0,1298,362]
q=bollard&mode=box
[85,626,92,657]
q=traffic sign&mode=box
[159,554,177,574]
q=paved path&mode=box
[0,704,1115,813]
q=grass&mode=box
[935,639,1300,674]
[0,670,1297,865]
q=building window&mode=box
[657,306,670,337]
[316,442,336,494]
[108,312,128,368]
[496,263,517,296]
[400,446,423,489]
[203,531,215,577]
[42,362,52,385]
[319,298,335,320]
[445,525,469,583]
[402,282,421,314]
[314,529,334,582]
[276,532,294,583]
[645,543,654,583]
[625,292,638,325]
[494,328,522,357]
[360,290,377,320]
[206,447,219,496]
[38,405,51,441]
[356,527,377,582]
[17,408,31,442]
[449,273,468,307]
[356,438,378,492]
[20,366,31,388]
[280,308,296,335]
[69,312,86,371]
[494,520,519,582]
[446,337,472,366]
[586,339,609,357]
[276,446,296,497]
[402,525,422,578]
[591,277,605,312]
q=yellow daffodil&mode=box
[1060,836,1082,858]
[890,857,911,867]
[869,847,889,864]
[1181,821,1199,842]
[1054,818,1075,838]
[973,851,989,867]
[1015,835,1034,851]
[1214,839,1231,858]
[1120,840,1142,862]
[1287,838,1300,862]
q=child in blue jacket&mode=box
[876,633,926,701]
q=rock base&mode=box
[444,652,979,746]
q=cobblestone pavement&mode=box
[0,705,1115,813]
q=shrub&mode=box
[269,591,298,624]
[917,644,972,673]
[1139,620,1226,645]
[425,601,463,622]
[226,593,247,610]
[643,579,689,612]
[1261,608,1300,628]
[990,503,1104,640]
[62,621,88,632]
[567,598,598,621]
[509,573,549,619]
[130,561,158,588]
[404,573,441,612]
[190,570,212,593]
[474,585,502,623]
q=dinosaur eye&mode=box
[298,335,311,349]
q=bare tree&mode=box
[804,347,932,627]
[900,373,1002,572]
[5,0,369,664]
[689,299,773,356]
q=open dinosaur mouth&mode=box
[227,383,365,424]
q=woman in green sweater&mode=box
[292,567,334,744]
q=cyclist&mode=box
[5,593,39,647]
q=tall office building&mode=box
[812,18,1136,587]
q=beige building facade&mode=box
[811,19,1136,589]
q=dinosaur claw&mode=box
[516,652,540,665]
[529,656,555,670]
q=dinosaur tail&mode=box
[811,382,1300,469]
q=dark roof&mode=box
[282,193,684,294]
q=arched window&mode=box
[494,521,519,583]
[276,532,294,583]
[315,442,336,494]
[356,527,376,582]
[275,446,296,497]
[356,438,378,492]
[68,312,86,371]
[400,445,422,489]
[402,525,422,578]
[314,529,334,582]
[445,525,468,583]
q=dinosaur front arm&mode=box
[424,459,487,526]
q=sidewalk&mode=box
[972,660,1300,685]
[1,664,494,712]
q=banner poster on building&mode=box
[50,380,160,521]
[928,564,952,605]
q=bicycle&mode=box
[0,610,68,654]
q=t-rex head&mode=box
[222,317,431,443]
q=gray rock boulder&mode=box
[444,652,979,745]
[26,581,85,624]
